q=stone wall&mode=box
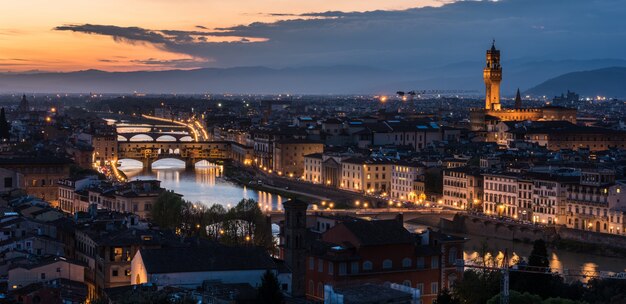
[440,214,556,242]
[441,213,626,249]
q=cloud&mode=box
[54,0,626,70]
[130,57,210,68]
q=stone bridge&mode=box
[118,141,232,169]
[117,132,194,142]
[267,208,457,224]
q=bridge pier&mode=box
[185,158,195,169]
[142,158,153,170]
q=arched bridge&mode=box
[117,132,194,142]
[118,141,232,169]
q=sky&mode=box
[1,0,625,73]
[0,0,450,72]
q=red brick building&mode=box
[304,218,465,304]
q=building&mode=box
[281,199,308,297]
[57,176,99,214]
[391,161,426,203]
[508,121,626,151]
[483,172,520,218]
[304,153,323,184]
[75,226,170,296]
[8,257,85,291]
[470,42,577,133]
[92,131,118,167]
[443,167,483,210]
[131,246,278,288]
[305,218,464,304]
[273,139,324,177]
[561,170,626,234]
[0,167,22,194]
[113,180,167,220]
[0,156,72,205]
[340,158,394,195]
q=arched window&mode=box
[382,259,393,269]
[317,282,324,297]
[448,273,458,289]
[402,258,412,268]
[308,280,314,295]
[363,261,373,271]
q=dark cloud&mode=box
[130,57,210,68]
[195,25,208,29]
[54,0,626,71]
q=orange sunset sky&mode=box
[0,0,449,72]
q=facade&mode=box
[273,139,324,177]
[303,153,323,184]
[92,132,118,167]
[0,156,72,205]
[340,158,394,194]
[561,170,626,234]
[306,218,464,304]
[281,199,308,297]
[442,167,483,210]
[391,161,426,203]
[483,173,519,218]
[8,258,85,291]
[0,167,22,194]
[57,176,99,213]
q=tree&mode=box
[150,191,184,229]
[452,269,501,304]
[487,290,542,304]
[528,239,549,268]
[257,270,284,304]
[434,289,460,304]
[0,107,10,140]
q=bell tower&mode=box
[282,199,308,297]
[484,40,502,110]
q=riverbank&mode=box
[222,162,324,203]
[440,213,626,259]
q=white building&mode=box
[131,246,282,288]
[391,162,425,203]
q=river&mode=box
[119,159,626,280]
[118,159,285,211]
[406,222,626,282]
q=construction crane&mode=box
[456,249,626,304]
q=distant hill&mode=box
[525,67,626,98]
[0,66,406,95]
[2,59,626,95]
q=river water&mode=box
[406,222,626,282]
[118,159,285,211]
[119,159,626,280]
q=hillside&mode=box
[525,67,626,98]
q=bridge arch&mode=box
[156,135,177,142]
[152,158,186,169]
[129,134,154,142]
[117,135,128,142]
[117,158,144,168]
[179,136,193,142]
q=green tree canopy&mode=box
[257,270,284,304]
[150,191,184,229]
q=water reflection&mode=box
[463,236,626,283]
[118,159,285,210]
[407,221,626,282]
